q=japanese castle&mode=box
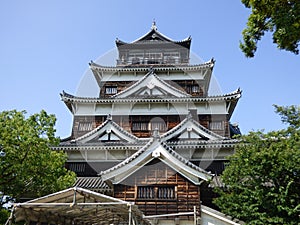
[53,22,243,224]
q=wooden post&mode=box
[193,206,197,225]
[128,204,132,225]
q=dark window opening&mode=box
[137,186,175,200]
[105,86,117,94]
[132,122,167,132]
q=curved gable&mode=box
[74,117,140,144]
[161,114,226,142]
[111,70,191,99]
[100,138,212,185]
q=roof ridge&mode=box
[161,142,212,175]
[100,138,155,176]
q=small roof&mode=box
[69,116,141,144]
[100,136,213,185]
[13,187,150,225]
[73,177,112,192]
[111,69,191,99]
[116,21,191,49]
[161,113,226,142]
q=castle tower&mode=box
[56,23,242,224]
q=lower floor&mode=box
[8,188,243,225]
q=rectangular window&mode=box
[69,163,86,173]
[137,186,155,199]
[191,85,200,93]
[78,122,93,132]
[132,122,149,131]
[209,121,224,130]
[164,52,180,64]
[132,122,166,132]
[137,186,175,200]
[105,86,117,94]
[149,122,167,132]
[157,186,175,199]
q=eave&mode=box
[53,144,145,152]
[167,139,239,149]
[60,89,241,104]
[53,139,239,152]
[89,60,214,73]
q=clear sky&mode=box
[0,1,299,138]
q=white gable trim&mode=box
[100,139,212,185]
[74,119,139,143]
[111,70,191,99]
[161,116,225,142]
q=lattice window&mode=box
[78,122,93,132]
[105,86,117,94]
[191,85,200,93]
[69,163,86,173]
[137,186,175,200]
[157,186,175,199]
[132,122,167,132]
[132,122,149,131]
[149,122,167,132]
[137,186,155,199]
[209,121,224,130]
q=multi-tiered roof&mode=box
[56,23,242,223]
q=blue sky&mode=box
[0,1,299,138]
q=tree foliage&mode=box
[214,105,300,224]
[0,110,76,207]
[240,0,300,57]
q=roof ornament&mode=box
[151,19,157,31]
[107,114,112,121]
[187,111,193,120]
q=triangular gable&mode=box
[116,22,191,47]
[133,27,173,42]
[111,70,191,99]
[161,114,225,142]
[73,117,140,143]
[100,138,212,185]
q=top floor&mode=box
[115,22,191,67]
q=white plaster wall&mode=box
[74,101,228,116]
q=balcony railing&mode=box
[117,57,189,66]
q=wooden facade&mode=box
[113,159,200,217]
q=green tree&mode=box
[240,0,300,57]
[214,105,300,224]
[0,110,76,206]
